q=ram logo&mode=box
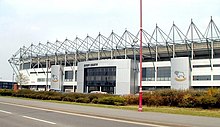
[52,74,58,82]
[174,71,186,81]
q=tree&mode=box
[16,73,29,88]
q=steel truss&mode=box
[8,18,220,76]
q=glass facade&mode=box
[142,67,155,81]
[84,67,116,93]
[157,67,171,81]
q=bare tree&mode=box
[16,73,29,88]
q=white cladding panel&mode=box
[171,57,190,90]
[76,62,84,93]
[51,65,63,91]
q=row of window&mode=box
[36,70,77,82]
[36,75,220,82]
[142,67,171,81]
[85,67,116,76]
[37,78,75,82]
[142,67,220,81]
[86,76,116,81]
[85,81,116,86]
[193,64,220,68]
[21,62,220,70]
[21,61,76,70]
[84,67,116,87]
[193,75,220,81]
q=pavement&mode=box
[0,96,220,127]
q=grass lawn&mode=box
[43,99,220,118]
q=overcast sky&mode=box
[0,0,220,80]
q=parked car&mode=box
[90,91,107,94]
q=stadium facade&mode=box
[9,18,220,94]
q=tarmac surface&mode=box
[0,96,220,127]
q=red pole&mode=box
[138,0,143,112]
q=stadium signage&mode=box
[84,63,98,67]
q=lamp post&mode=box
[138,0,143,112]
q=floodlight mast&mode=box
[138,0,143,112]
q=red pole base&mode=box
[138,90,143,112]
[138,108,143,112]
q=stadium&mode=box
[8,17,220,94]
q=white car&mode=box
[90,91,107,94]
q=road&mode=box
[0,101,166,127]
[1,97,220,127]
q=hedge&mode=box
[0,88,220,108]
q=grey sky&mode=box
[0,0,220,80]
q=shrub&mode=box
[62,93,86,102]
[87,93,110,102]
[207,88,220,96]
[98,96,126,106]
[12,89,35,97]
[154,89,186,106]
[200,95,217,109]
[213,92,220,108]
[178,94,200,108]
[147,95,163,106]
[0,89,13,96]
[75,97,90,103]
[124,95,139,105]
[91,98,99,104]
[2,88,220,109]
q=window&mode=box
[23,63,30,69]
[193,65,211,68]
[39,62,46,68]
[213,75,220,80]
[157,67,171,81]
[142,67,155,81]
[193,75,211,81]
[65,71,73,82]
[75,70,77,81]
[213,64,220,67]
[0,82,13,89]
[37,78,45,82]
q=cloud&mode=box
[30,26,40,31]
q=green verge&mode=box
[3,96,220,118]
